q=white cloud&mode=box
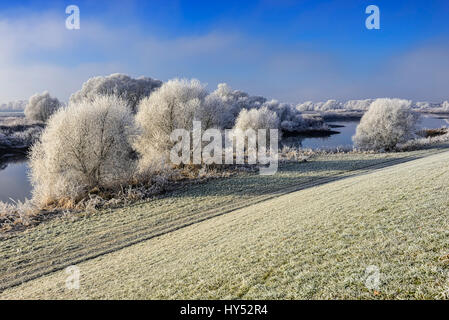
[0,10,448,104]
[0,12,243,102]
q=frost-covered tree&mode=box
[24,91,62,122]
[29,95,137,206]
[232,107,280,155]
[296,100,344,112]
[297,99,373,112]
[353,98,420,151]
[296,101,315,112]
[134,78,223,169]
[320,99,345,111]
[261,99,319,133]
[343,99,374,111]
[210,83,266,129]
[211,84,320,133]
[442,101,449,112]
[69,73,162,113]
[233,107,280,132]
[412,101,431,110]
[411,101,449,113]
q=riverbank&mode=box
[1,147,448,299]
[1,146,448,294]
[0,116,43,156]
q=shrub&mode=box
[69,73,162,113]
[29,95,138,206]
[261,99,325,133]
[24,91,62,122]
[233,107,280,132]
[232,107,280,159]
[211,84,321,133]
[353,98,420,151]
[210,83,266,129]
[135,78,223,170]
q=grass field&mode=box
[0,148,439,291]
[1,148,448,299]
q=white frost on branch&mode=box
[24,91,62,122]
[29,95,138,206]
[211,83,326,132]
[134,78,224,171]
[353,98,420,151]
[69,73,162,113]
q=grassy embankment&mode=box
[0,147,448,298]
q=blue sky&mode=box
[1,0,448,103]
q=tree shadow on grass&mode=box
[165,156,420,199]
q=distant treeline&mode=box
[297,99,449,113]
[0,100,27,112]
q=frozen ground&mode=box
[1,147,448,299]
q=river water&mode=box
[289,114,449,150]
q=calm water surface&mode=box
[0,159,32,203]
[0,113,448,203]
[288,114,449,150]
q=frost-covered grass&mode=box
[0,147,446,294]
[1,149,448,299]
[0,200,37,231]
[397,131,449,151]
[1,141,447,233]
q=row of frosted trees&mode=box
[25,74,421,206]
[28,75,318,206]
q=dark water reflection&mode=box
[282,121,359,150]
